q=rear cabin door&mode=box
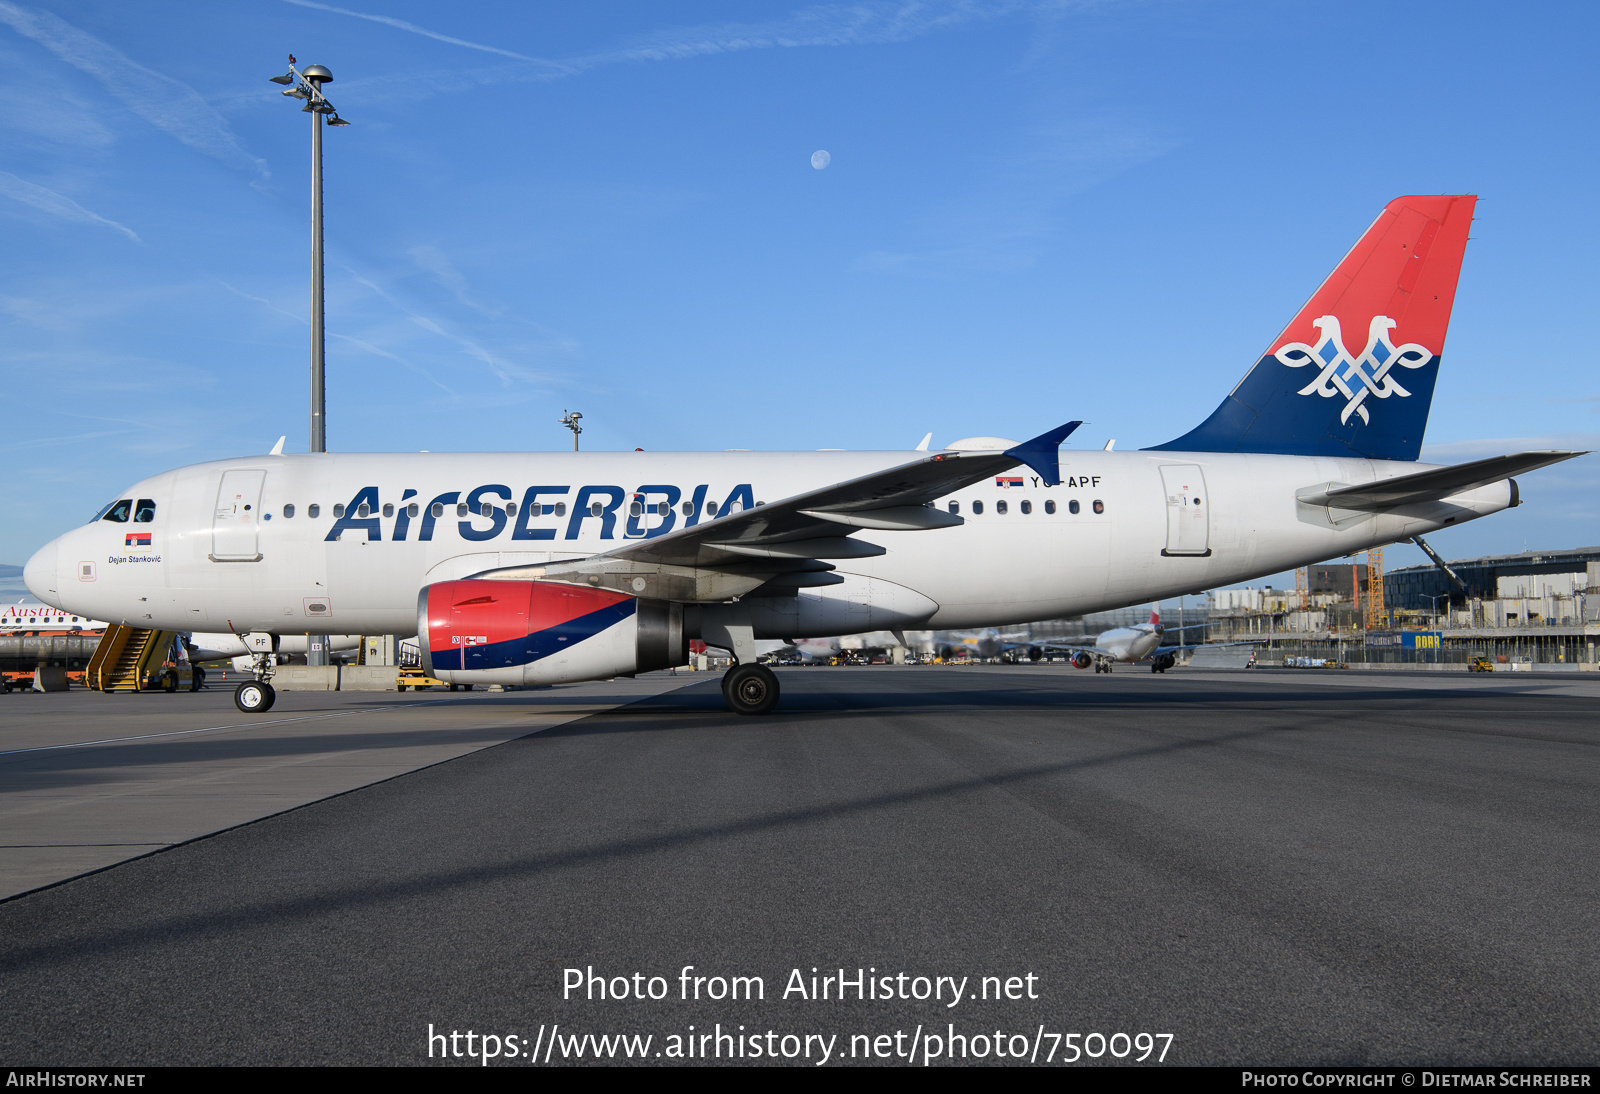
[1159,464,1211,557]
[211,469,266,561]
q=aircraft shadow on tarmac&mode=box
[530,671,1572,736]
[0,715,1286,973]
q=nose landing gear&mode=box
[233,639,278,713]
[234,679,275,713]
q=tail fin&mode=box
[1150,606,1160,626]
[1150,195,1476,461]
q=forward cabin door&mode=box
[211,469,266,562]
[1159,464,1211,557]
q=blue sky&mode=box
[2,0,1596,578]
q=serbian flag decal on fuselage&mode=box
[996,476,1024,489]
[125,532,151,548]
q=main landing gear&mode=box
[722,663,780,716]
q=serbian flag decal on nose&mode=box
[125,532,151,547]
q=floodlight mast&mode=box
[560,410,583,451]
[270,57,350,453]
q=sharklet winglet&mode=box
[1004,421,1081,486]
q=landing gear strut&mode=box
[234,643,278,713]
[722,663,780,716]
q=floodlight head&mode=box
[269,73,294,85]
[302,64,332,83]
[326,114,350,127]
[281,86,309,98]
[313,100,335,114]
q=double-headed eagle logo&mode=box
[1275,316,1434,425]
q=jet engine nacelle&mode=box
[418,579,685,686]
[1071,651,1093,670]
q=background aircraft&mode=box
[1042,608,1259,672]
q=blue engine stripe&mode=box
[433,598,636,672]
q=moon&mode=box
[810,150,830,170]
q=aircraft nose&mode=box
[23,539,61,608]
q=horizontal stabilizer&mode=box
[1298,451,1585,511]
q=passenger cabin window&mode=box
[333,503,346,518]
[554,502,567,517]
[948,501,959,514]
[481,502,494,517]
[456,503,468,518]
[431,502,444,518]
[706,502,718,516]
[996,500,1008,515]
[681,501,694,516]
[590,501,603,516]
[658,502,669,517]
[134,499,156,522]
[1068,500,1080,515]
[382,503,394,518]
[308,503,321,518]
[505,502,517,517]
[1093,500,1105,514]
[630,501,643,517]
[283,504,295,518]
[1020,500,1032,515]
[101,499,133,523]
[972,500,984,515]
[357,503,370,518]
[407,503,419,518]
[1044,499,1056,515]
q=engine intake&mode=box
[417,579,685,685]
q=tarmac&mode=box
[0,665,1596,1066]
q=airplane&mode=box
[0,601,105,635]
[21,195,1585,716]
[1044,607,1256,673]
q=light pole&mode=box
[270,56,350,454]
[1424,592,1449,632]
[560,410,583,451]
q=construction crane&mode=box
[1365,546,1386,631]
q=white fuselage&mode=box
[25,448,1514,640]
[1094,623,1165,663]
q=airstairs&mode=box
[87,625,177,692]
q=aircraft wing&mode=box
[1037,643,1100,657]
[471,421,1081,600]
[1152,639,1271,656]
[1298,451,1585,512]
[605,419,1080,568]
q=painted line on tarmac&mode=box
[0,702,433,757]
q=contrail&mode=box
[0,171,139,242]
[0,2,268,180]
[283,0,538,61]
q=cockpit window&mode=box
[99,499,133,523]
[134,499,156,523]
